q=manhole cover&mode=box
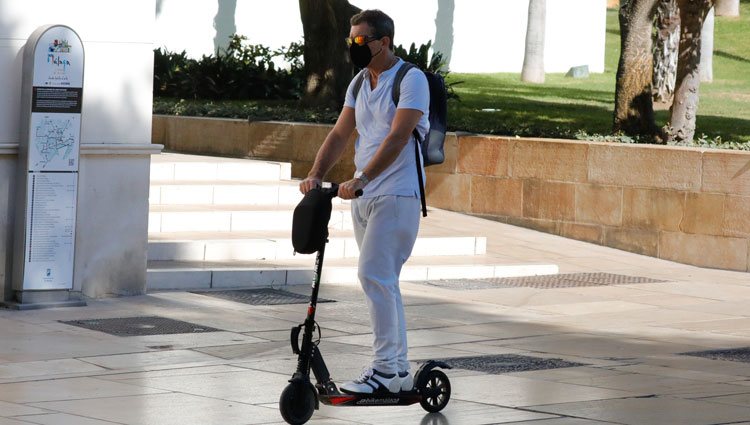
[60,316,221,336]
[191,288,334,305]
[417,273,667,290]
[682,347,750,363]
[435,354,585,374]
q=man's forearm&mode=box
[308,132,349,180]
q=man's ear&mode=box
[382,36,392,51]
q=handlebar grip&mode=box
[354,189,363,197]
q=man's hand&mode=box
[299,176,322,194]
[338,178,365,200]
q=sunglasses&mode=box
[345,35,379,47]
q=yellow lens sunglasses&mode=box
[345,35,378,47]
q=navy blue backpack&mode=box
[352,62,448,217]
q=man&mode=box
[298,9,429,394]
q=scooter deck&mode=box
[319,389,422,407]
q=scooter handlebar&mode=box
[323,183,362,198]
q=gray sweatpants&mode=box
[351,195,420,375]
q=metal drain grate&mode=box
[61,316,221,336]
[435,354,585,374]
[682,347,750,363]
[417,273,667,290]
[191,288,334,306]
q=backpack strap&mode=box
[352,68,367,102]
[392,62,428,217]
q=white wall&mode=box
[154,0,606,74]
[0,0,159,299]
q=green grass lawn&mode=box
[447,3,750,146]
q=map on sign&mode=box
[29,114,79,171]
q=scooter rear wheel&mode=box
[279,381,316,424]
[419,369,451,413]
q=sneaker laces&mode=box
[353,367,375,384]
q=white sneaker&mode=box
[398,371,413,391]
[340,367,400,394]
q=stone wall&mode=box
[153,116,750,272]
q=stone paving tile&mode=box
[0,359,105,381]
[505,366,629,383]
[0,418,46,425]
[528,396,750,425]
[120,332,266,350]
[698,391,750,407]
[610,363,749,384]
[292,399,558,425]
[638,355,750,378]
[0,331,144,363]
[485,332,709,360]
[18,413,123,425]
[0,377,168,404]
[97,364,248,381]
[77,350,222,370]
[435,322,560,340]
[30,393,280,425]
[435,342,530,357]
[561,372,750,398]
[114,368,288,405]
[450,374,638,407]
[502,419,617,425]
[0,400,50,416]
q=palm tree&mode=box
[652,0,680,104]
[613,0,662,138]
[699,6,715,83]
[668,0,715,143]
[521,0,546,84]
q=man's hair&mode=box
[350,9,395,51]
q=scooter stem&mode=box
[295,243,326,376]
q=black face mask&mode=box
[349,42,382,69]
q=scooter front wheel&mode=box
[419,369,451,413]
[279,381,317,424]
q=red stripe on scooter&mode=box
[329,396,356,405]
[307,306,315,315]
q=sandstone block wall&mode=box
[153,116,750,272]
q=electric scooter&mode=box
[279,184,452,425]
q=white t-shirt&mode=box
[343,58,430,199]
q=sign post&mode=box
[9,25,86,309]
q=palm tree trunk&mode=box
[213,0,237,55]
[652,0,680,104]
[521,0,546,84]
[613,0,662,138]
[668,0,715,143]
[715,0,739,16]
[433,0,455,72]
[699,6,715,82]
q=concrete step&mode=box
[148,204,354,233]
[151,152,292,182]
[149,180,309,206]
[147,231,487,262]
[146,258,559,290]
[146,153,514,293]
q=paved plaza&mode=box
[1,207,749,425]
